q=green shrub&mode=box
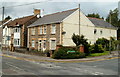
[52,47,85,59]
[89,44,105,53]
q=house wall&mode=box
[28,23,61,51]
[94,27,117,40]
[3,26,13,46]
[62,9,117,45]
[62,9,95,46]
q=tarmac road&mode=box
[2,55,119,76]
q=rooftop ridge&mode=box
[13,15,34,21]
[87,17,103,20]
[43,8,78,17]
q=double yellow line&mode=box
[1,54,120,63]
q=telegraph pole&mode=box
[79,4,80,36]
[109,13,112,54]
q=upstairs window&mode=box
[43,26,47,34]
[100,30,102,34]
[40,26,43,34]
[14,28,20,33]
[51,24,56,34]
[94,29,97,34]
[31,28,35,35]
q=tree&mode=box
[86,13,104,19]
[96,38,109,50]
[72,34,90,53]
[72,33,88,46]
[5,16,11,20]
[106,8,120,40]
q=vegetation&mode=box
[52,47,85,59]
[89,44,105,53]
[96,38,109,51]
[87,13,104,19]
[87,51,109,57]
[72,34,90,53]
[5,16,11,20]
[106,8,120,40]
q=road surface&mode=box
[2,55,119,75]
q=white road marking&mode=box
[5,62,24,71]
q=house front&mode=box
[3,10,39,48]
[0,19,12,47]
[28,8,117,51]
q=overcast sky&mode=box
[0,1,119,21]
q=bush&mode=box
[89,44,104,53]
[52,47,85,59]
[96,38,109,51]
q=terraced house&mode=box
[3,9,39,48]
[28,8,117,51]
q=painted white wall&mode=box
[94,27,117,41]
[2,26,13,46]
[62,9,95,46]
[62,9,117,46]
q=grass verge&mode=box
[87,51,110,57]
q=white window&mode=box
[31,28,35,35]
[31,40,35,47]
[51,24,56,34]
[43,26,47,34]
[50,40,56,50]
[14,28,20,33]
[40,26,43,34]
[14,39,20,45]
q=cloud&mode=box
[0,2,118,21]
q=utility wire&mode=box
[0,0,52,9]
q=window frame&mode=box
[31,40,35,47]
[43,26,47,34]
[51,24,56,34]
[31,28,35,35]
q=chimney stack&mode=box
[34,9,40,16]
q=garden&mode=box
[52,33,120,59]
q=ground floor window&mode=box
[31,40,35,47]
[14,39,20,46]
[50,40,56,50]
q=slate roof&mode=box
[88,17,117,29]
[5,15,36,27]
[28,8,78,27]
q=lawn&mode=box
[87,51,110,57]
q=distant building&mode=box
[3,9,39,48]
[28,8,117,51]
[0,19,11,45]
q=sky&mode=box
[0,0,119,21]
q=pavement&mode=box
[1,50,120,63]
